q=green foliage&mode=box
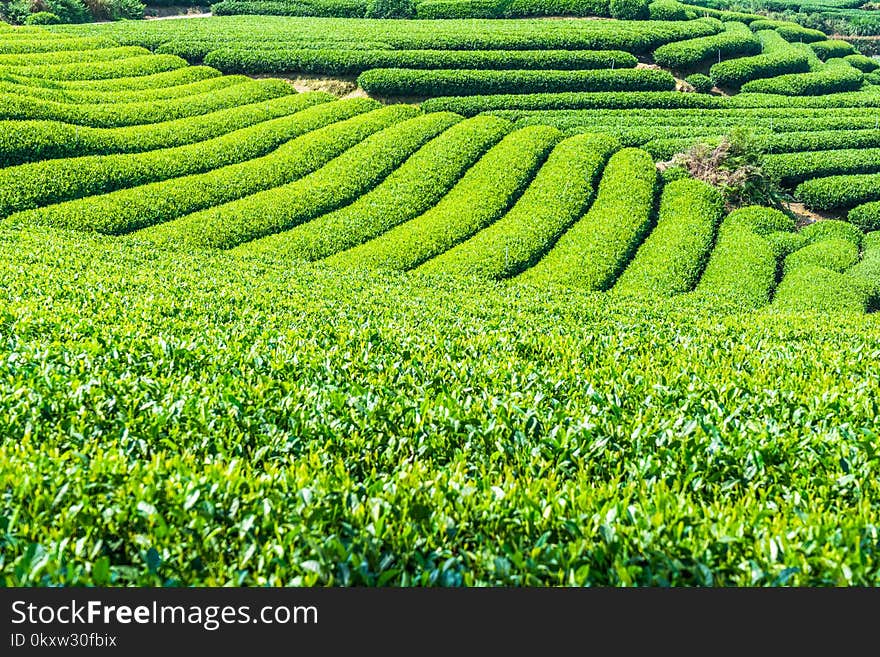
[327,125,562,270]
[710,30,811,87]
[848,201,880,231]
[203,47,638,76]
[0,73,249,106]
[686,72,714,92]
[0,77,293,126]
[519,147,659,290]
[764,147,880,185]
[419,133,620,279]
[610,0,649,19]
[748,19,826,42]
[0,53,189,81]
[501,0,611,18]
[236,115,512,262]
[773,264,870,312]
[796,172,880,210]
[140,111,455,250]
[783,237,860,274]
[12,100,390,234]
[799,218,864,246]
[3,65,221,91]
[24,11,61,23]
[649,0,694,21]
[365,0,415,17]
[810,39,858,60]
[0,91,331,167]
[740,59,864,95]
[653,21,760,70]
[0,35,116,52]
[764,128,880,154]
[6,0,89,23]
[213,0,368,17]
[614,178,724,296]
[847,231,880,308]
[0,93,352,219]
[48,15,722,54]
[357,67,677,97]
[0,44,148,65]
[2,225,880,586]
[695,206,794,308]
[844,53,880,72]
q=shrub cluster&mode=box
[613,178,724,297]
[796,173,880,210]
[236,115,513,262]
[327,125,562,270]
[740,59,864,96]
[0,92,333,167]
[141,111,461,250]
[695,206,795,308]
[358,68,677,97]
[653,22,760,70]
[519,147,658,290]
[420,133,620,279]
[710,31,811,88]
[202,47,638,76]
[0,95,361,218]
[11,100,390,234]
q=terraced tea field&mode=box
[1,14,879,586]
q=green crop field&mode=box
[0,9,879,587]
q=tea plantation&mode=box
[0,13,878,586]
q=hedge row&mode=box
[0,37,116,53]
[0,74,250,106]
[0,54,190,81]
[783,238,860,275]
[518,147,658,290]
[212,0,368,18]
[212,0,612,19]
[1,65,222,91]
[764,147,880,186]
[649,0,695,21]
[613,178,724,297]
[0,46,149,68]
[764,129,880,154]
[155,38,394,61]
[419,133,620,279]
[709,31,811,87]
[327,125,562,271]
[359,67,676,97]
[202,47,638,76]
[0,78,295,128]
[740,60,864,96]
[747,19,826,43]
[848,232,880,309]
[502,107,880,133]
[235,115,513,262]
[140,111,461,250]
[796,173,880,210]
[0,98,379,219]
[810,39,857,61]
[799,219,864,247]
[0,92,334,167]
[652,21,759,70]
[849,202,880,231]
[66,17,723,54]
[844,53,880,73]
[772,264,870,313]
[12,103,401,235]
[695,205,795,308]
[421,91,725,115]
[423,88,880,114]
